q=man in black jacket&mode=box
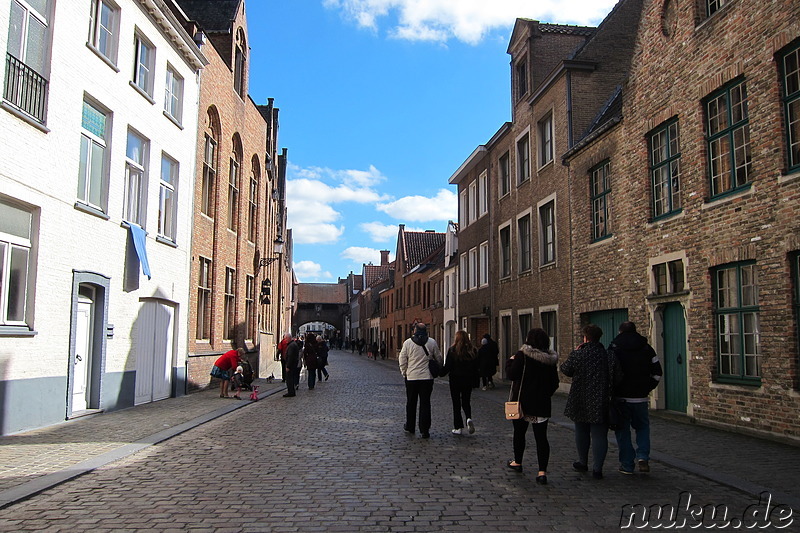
[608,322,663,474]
[283,337,300,397]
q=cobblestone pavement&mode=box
[0,350,797,532]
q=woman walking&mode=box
[442,331,480,435]
[303,334,319,390]
[316,335,330,381]
[505,328,559,484]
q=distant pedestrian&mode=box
[303,334,319,390]
[370,341,378,360]
[505,328,559,484]
[442,331,479,435]
[561,324,620,480]
[380,340,387,360]
[358,338,365,355]
[230,366,244,400]
[277,333,292,382]
[478,333,500,390]
[608,322,663,475]
[398,322,443,438]
[316,335,330,382]
[283,338,300,397]
[210,347,244,398]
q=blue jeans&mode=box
[574,422,609,473]
[614,401,650,471]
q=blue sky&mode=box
[247,0,618,282]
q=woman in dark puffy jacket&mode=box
[505,328,559,484]
[303,334,319,390]
[442,331,480,435]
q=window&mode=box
[479,241,489,287]
[459,253,468,292]
[478,171,488,217]
[539,202,555,265]
[248,167,258,242]
[234,29,246,98]
[706,0,728,17]
[201,133,216,217]
[164,66,183,123]
[517,134,530,184]
[0,199,34,327]
[78,99,109,211]
[132,33,154,96]
[245,275,254,341]
[459,189,467,227]
[123,130,148,226]
[468,181,477,224]
[653,259,685,295]
[793,254,800,366]
[515,58,527,101]
[518,312,531,344]
[650,120,682,218]
[4,0,50,122]
[499,152,510,197]
[706,79,751,198]
[541,310,558,352]
[499,225,511,278]
[196,257,211,340]
[538,114,553,167]
[158,154,178,241]
[469,247,478,289]
[590,160,612,242]
[228,151,240,231]
[224,267,236,340]
[517,214,531,272]
[780,42,800,173]
[88,0,117,63]
[714,262,761,382]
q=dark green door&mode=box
[663,302,688,413]
[587,309,628,348]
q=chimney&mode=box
[380,250,389,266]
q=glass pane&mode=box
[742,312,760,354]
[670,160,682,209]
[126,131,145,164]
[651,130,666,165]
[785,48,800,95]
[89,141,105,207]
[718,313,740,374]
[25,15,47,74]
[162,157,176,185]
[710,136,731,195]
[0,201,32,240]
[789,99,800,168]
[159,185,175,239]
[7,245,29,322]
[78,136,89,201]
[669,122,680,154]
[732,125,751,187]
[707,93,728,135]
[741,264,758,306]
[654,264,667,295]
[730,83,748,123]
[716,268,737,308]
[7,2,25,59]
[653,166,668,216]
[82,101,106,138]
[27,0,49,18]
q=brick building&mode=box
[176,0,289,389]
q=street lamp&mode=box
[259,236,285,269]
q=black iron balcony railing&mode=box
[4,53,48,124]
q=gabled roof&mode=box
[363,264,391,289]
[175,0,241,33]
[402,230,446,272]
[295,283,347,304]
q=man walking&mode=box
[398,322,443,438]
[283,336,300,397]
[608,322,663,474]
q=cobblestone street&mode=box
[0,350,797,532]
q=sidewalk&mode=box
[2,356,799,514]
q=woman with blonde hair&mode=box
[442,330,480,435]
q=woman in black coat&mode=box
[442,330,480,435]
[505,328,559,484]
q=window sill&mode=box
[85,43,120,72]
[74,202,110,220]
[778,170,800,184]
[711,377,762,389]
[648,209,685,226]
[702,185,753,208]
[537,159,554,172]
[156,235,178,248]
[539,262,557,272]
[120,220,147,233]
[645,289,691,303]
[0,326,37,337]
[588,234,614,248]
[163,110,183,130]
[694,0,738,32]
[1,101,50,132]
[129,81,156,105]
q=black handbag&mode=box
[422,345,440,377]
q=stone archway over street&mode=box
[293,283,348,338]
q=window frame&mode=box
[248,166,258,243]
[649,119,682,220]
[478,170,488,217]
[158,153,178,242]
[468,180,477,224]
[515,57,528,102]
[538,113,553,168]
[245,275,255,341]
[459,189,467,227]
[590,160,612,242]
[123,128,148,226]
[539,200,556,266]
[517,212,532,273]
[77,98,110,213]
[499,151,510,198]
[516,132,530,185]
[223,266,236,341]
[469,246,478,290]
[540,309,558,353]
[459,252,468,293]
[228,153,240,231]
[196,256,212,340]
[201,133,216,217]
[704,78,752,199]
[164,64,183,124]
[706,0,728,18]
[479,241,489,287]
[779,41,800,174]
[518,310,532,345]
[88,0,118,64]
[499,223,512,279]
[0,198,35,328]
[132,32,155,97]
[713,261,761,384]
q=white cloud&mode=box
[360,221,427,242]
[376,188,456,222]
[323,0,619,44]
[341,246,392,266]
[293,260,334,282]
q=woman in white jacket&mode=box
[399,322,443,438]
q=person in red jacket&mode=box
[210,347,244,398]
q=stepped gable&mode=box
[296,283,347,305]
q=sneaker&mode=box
[618,467,634,475]
[466,418,475,434]
[481,386,487,391]
[403,425,414,434]
[638,460,650,473]
[452,428,463,435]
[420,432,430,439]
[572,461,589,472]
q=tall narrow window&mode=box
[201,133,216,217]
[541,310,558,352]
[224,267,236,340]
[479,241,489,287]
[459,189,467,227]
[517,134,530,184]
[517,214,531,272]
[245,275,254,341]
[248,167,258,242]
[196,257,211,340]
[538,114,553,167]
[478,171,488,217]
[132,34,155,97]
[158,154,178,241]
[539,202,555,265]
[164,66,183,123]
[780,42,800,173]
[233,29,246,98]
[499,225,511,278]
[793,254,800,375]
[714,262,760,382]
[706,79,751,198]
[518,313,531,343]
[469,247,478,289]
[0,199,34,327]
[515,58,527,101]
[5,0,51,122]
[88,0,117,63]
[499,152,510,197]
[650,120,682,218]
[123,130,147,226]
[590,160,612,242]
[228,151,240,231]
[459,253,468,292]
[706,0,727,17]
[468,181,477,223]
[78,99,109,212]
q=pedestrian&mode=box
[478,333,500,390]
[295,335,304,390]
[442,330,479,435]
[303,334,319,390]
[380,340,387,360]
[210,347,244,398]
[230,366,245,400]
[358,338,365,355]
[283,337,300,397]
[505,328,559,484]
[560,324,620,479]
[277,333,292,383]
[370,341,379,361]
[316,335,330,382]
[398,321,443,438]
[608,322,663,475]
